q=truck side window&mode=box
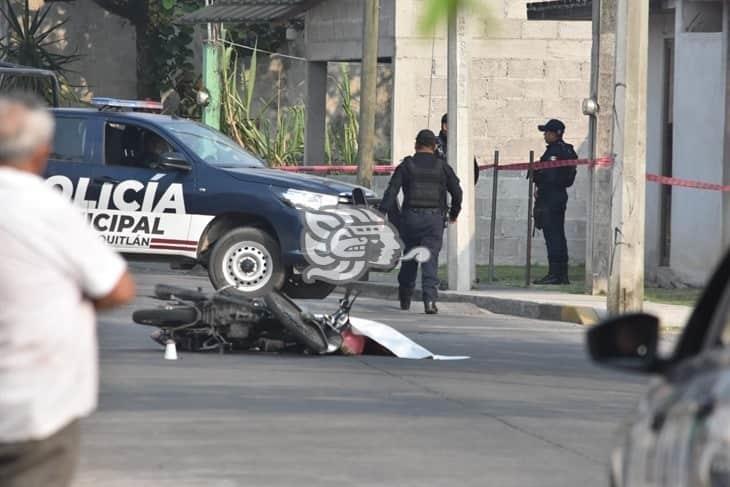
[51,118,87,162]
[105,122,172,168]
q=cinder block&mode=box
[487,78,526,99]
[481,18,524,39]
[559,79,590,98]
[504,0,529,19]
[542,97,583,120]
[506,59,546,78]
[473,39,549,59]
[545,60,583,80]
[522,79,559,100]
[547,40,593,60]
[521,20,559,40]
[472,58,509,78]
[558,21,593,40]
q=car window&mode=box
[160,120,264,168]
[51,117,88,162]
[104,122,173,168]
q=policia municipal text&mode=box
[379,130,463,315]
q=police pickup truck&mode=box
[45,98,377,298]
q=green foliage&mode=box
[140,0,202,96]
[418,0,493,34]
[326,65,359,164]
[220,43,304,166]
[0,0,82,103]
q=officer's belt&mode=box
[403,207,443,214]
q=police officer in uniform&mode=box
[435,113,480,184]
[379,129,463,314]
[533,119,578,285]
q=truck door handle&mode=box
[94,175,120,185]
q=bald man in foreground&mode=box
[0,95,135,487]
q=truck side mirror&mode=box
[157,152,192,172]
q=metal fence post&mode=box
[525,151,535,287]
[488,150,499,282]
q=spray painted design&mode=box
[301,207,431,285]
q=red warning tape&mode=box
[478,157,613,172]
[278,165,395,175]
[279,158,729,192]
[646,173,730,192]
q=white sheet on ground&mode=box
[348,317,470,360]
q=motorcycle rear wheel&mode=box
[264,292,328,354]
[133,306,199,327]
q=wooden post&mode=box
[525,151,535,287]
[356,0,380,189]
[488,150,499,282]
[607,0,649,313]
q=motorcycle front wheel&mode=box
[133,306,199,327]
[264,292,328,354]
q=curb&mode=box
[340,282,601,326]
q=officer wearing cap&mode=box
[379,129,463,314]
[533,119,578,285]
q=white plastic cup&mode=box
[164,340,178,360]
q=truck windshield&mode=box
[161,120,265,168]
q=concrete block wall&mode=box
[391,0,593,265]
[42,0,138,100]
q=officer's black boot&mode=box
[424,301,438,315]
[557,262,570,285]
[399,288,413,310]
[533,263,558,285]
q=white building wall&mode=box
[393,0,593,265]
[671,32,725,285]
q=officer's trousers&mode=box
[398,208,445,303]
[542,205,568,264]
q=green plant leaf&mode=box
[162,0,175,10]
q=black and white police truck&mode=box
[45,98,377,298]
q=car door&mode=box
[90,117,198,256]
[44,114,102,210]
[618,251,730,487]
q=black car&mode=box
[588,249,730,486]
[44,99,377,298]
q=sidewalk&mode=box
[345,272,692,330]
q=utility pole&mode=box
[356,0,380,188]
[584,0,616,296]
[447,7,475,292]
[607,0,649,314]
[722,2,730,248]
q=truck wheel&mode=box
[208,227,285,297]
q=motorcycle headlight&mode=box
[275,188,340,211]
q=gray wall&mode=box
[671,32,725,285]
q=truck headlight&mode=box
[275,188,340,210]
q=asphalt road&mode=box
[74,268,648,487]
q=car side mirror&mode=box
[157,152,192,172]
[587,313,663,374]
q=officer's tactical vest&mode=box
[403,155,446,209]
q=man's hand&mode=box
[93,270,136,310]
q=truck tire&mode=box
[208,227,285,297]
[264,292,328,354]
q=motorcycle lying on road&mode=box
[132,285,360,355]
